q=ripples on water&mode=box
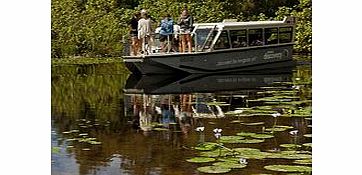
[51,57,311,175]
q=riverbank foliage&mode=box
[51,0,311,58]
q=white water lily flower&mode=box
[196,127,205,132]
[214,133,222,139]
[234,109,243,114]
[289,130,298,135]
[239,158,248,164]
[271,113,281,118]
[213,128,222,133]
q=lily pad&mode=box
[275,125,294,129]
[197,166,231,174]
[233,148,268,159]
[302,143,312,147]
[230,120,243,123]
[212,161,247,169]
[280,144,302,149]
[265,128,287,132]
[303,134,312,138]
[242,122,265,126]
[293,159,312,165]
[219,136,245,143]
[266,152,312,159]
[200,149,238,158]
[251,134,274,139]
[194,142,219,151]
[217,157,241,162]
[238,139,265,144]
[264,165,312,172]
[236,132,257,137]
[186,157,216,163]
[82,148,91,151]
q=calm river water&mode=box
[51,56,311,175]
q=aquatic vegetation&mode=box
[280,144,302,149]
[266,152,312,159]
[264,165,312,172]
[275,125,294,129]
[303,134,312,138]
[186,157,216,163]
[236,132,257,137]
[241,122,265,126]
[302,143,312,147]
[212,161,247,169]
[197,166,231,173]
[230,120,243,123]
[250,134,274,139]
[200,149,238,158]
[194,142,219,151]
[219,136,245,143]
[237,139,265,144]
[233,148,268,159]
[265,128,287,132]
[81,148,91,151]
[293,159,312,165]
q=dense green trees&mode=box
[51,0,312,58]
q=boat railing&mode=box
[127,31,199,56]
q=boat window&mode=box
[264,28,278,45]
[230,30,247,48]
[214,31,231,50]
[248,29,263,46]
[203,30,218,50]
[279,27,293,43]
[194,28,212,51]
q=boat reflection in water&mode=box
[124,68,293,133]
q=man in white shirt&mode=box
[138,10,152,54]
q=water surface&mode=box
[51,56,311,175]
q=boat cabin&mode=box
[191,16,296,53]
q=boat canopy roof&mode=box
[194,17,296,30]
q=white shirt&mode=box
[138,18,152,39]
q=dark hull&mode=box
[124,44,294,75]
[124,69,293,94]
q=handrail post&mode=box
[193,32,197,53]
[167,35,171,53]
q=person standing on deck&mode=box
[138,9,152,55]
[159,13,174,53]
[178,8,193,53]
[129,12,140,56]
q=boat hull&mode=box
[123,44,294,75]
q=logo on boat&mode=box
[263,49,289,60]
[216,57,257,66]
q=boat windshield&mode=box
[193,26,217,52]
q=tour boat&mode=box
[123,17,296,75]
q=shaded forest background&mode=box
[51,0,311,58]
